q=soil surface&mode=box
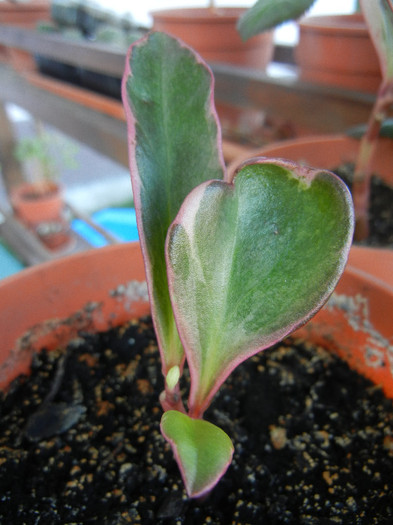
[335,164,393,248]
[1,317,392,524]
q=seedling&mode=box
[122,32,354,498]
[14,121,77,196]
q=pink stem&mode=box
[159,383,186,414]
[352,79,393,241]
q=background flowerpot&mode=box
[295,14,382,93]
[151,8,274,70]
[10,181,64,226]
[0,243,391,400]
[231,134,393,186]
[10,181,71,249]
[0,0,51,70]
[0,0,49,26]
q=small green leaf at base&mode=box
[161,411,234,498]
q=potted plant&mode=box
[237,0,382,92]
[151,1,274,70]
[0,31,392,522]
[10,121,77,248]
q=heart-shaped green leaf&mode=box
[166,158,354,417]
[161,410,234,498]
[122,32,225,373]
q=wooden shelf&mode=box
[0,26,376,144]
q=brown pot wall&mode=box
[296,14,382,93]
[0,0,50,25]
[233,135,393,184]
[0,0,50,68]
[152,8,274,69]
[0,243,392,401]
[0,243,150,389]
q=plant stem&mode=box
[352,79,393,240]
[159,383,186,413]
[208,0,217,14]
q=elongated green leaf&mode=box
[166,159,354,417]
[161,410,234,498]
[237,0,316,41]
[122,32,225,373]
[360,0,393,80]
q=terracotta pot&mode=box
[151,8,274,69]
[10,181,64,226]
[296,14,382,93]
[0,0,51,70]
[230,134,393,185]
[0,243,150,390]
[0,0,49,26]
[10,181,72,248]
[228,134,393,286]
[0,243,392,403]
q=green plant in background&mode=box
[14,122,77,195]
[122,31,354,497]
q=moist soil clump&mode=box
[335,164,393,247]
[1,317,392,524]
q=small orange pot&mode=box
[10,181,64,227]
[228,134,393,286]
[152,8,274,69]
[0,0,51,70]
[0,243,392,403]
[296,14,382,93]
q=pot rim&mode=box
[151,7,247,23]
[0,243,392,397]
[299,13,367,34]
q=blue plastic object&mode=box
[71,207,139,247]
[71,219,109,247]
[92,208,139,242]
[0,241,25,280]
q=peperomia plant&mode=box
[122,31,354,498]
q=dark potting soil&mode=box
[335,164,393,248]
[1,317,392,524]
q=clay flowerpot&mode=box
[0,243,149,390]
[10,181,70,249]
[0,241,391,396]
[296,14,382,93]
[0,243,392,521]
[0,0,51,71]
[10,181,64,226]
[151,8,274,70]
[229,134,393,286]
[0,0,49,26]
